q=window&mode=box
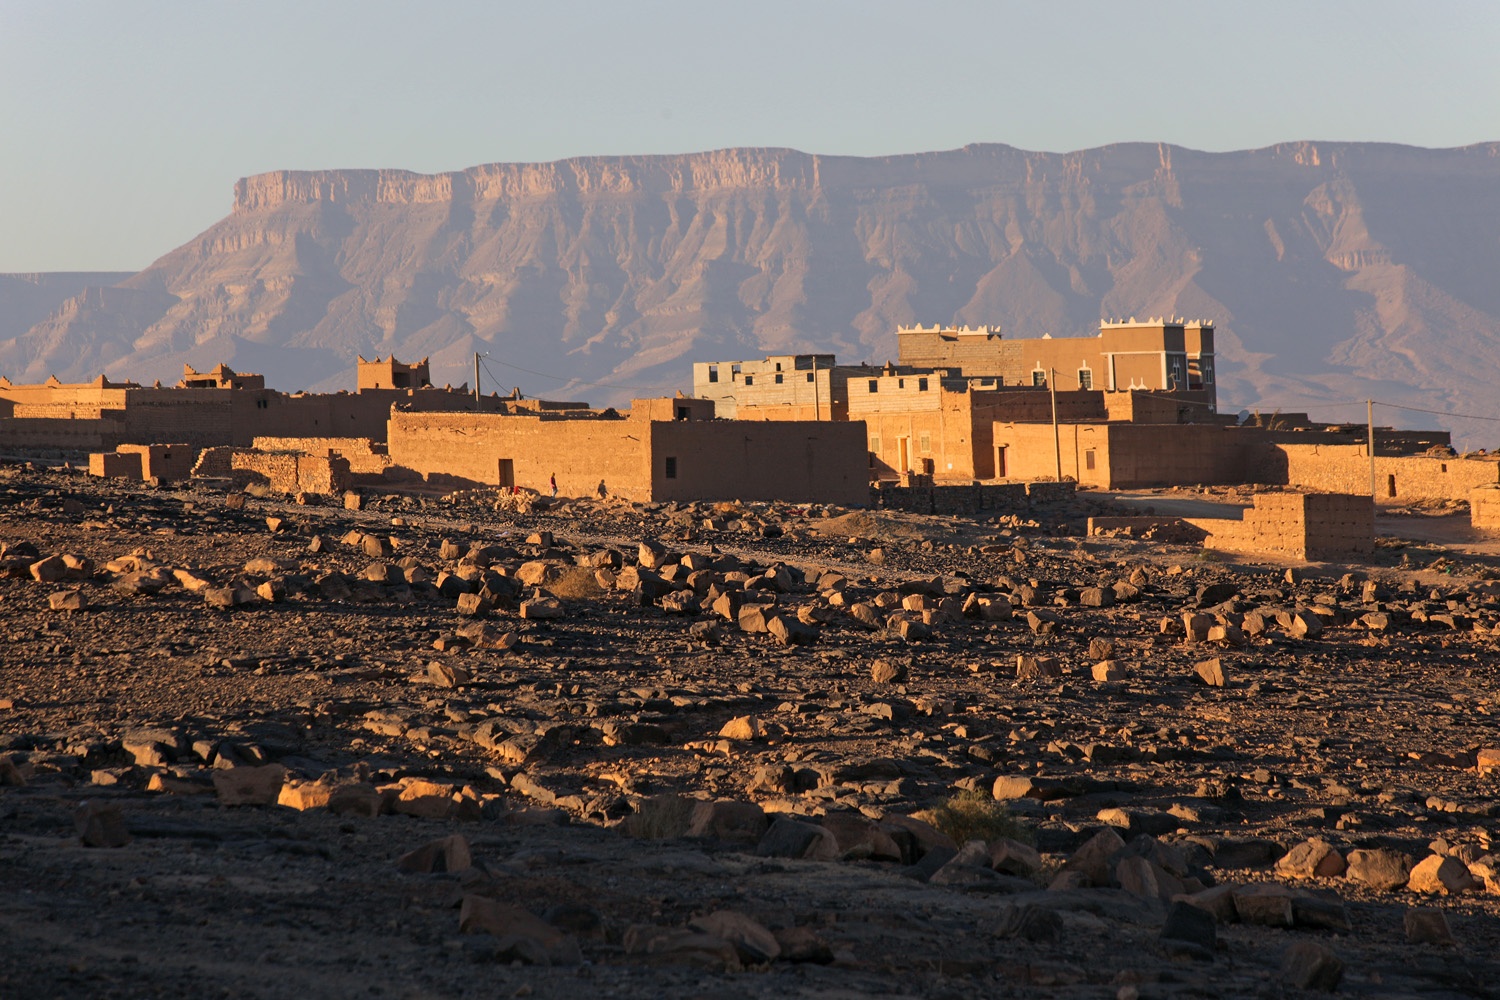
[707,365,719,384]
[918,378,928,391]
[744,375,754,386]
[731,364,742,375]
[898,378,905,389]
[805,372,814,382]
[775,362,782,372]
[675,406,689,421]
[1078,369,1093,390]
[870,435,881,453]
[1032,370,1047,387]
[868,379,879,393]
[1201,360,1214,384]
[1084,449,1096,471]
[919,432,931,454]
[665,457,678,479]
[1441,463,1448,473]
[1169,358,1186,389]
[774,373,783,384]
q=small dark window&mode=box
[1441,463,1448,473]
[707,365,719,384]
[676,406,689,421]
[1032,371,1046,387]
[805,372,814,382]
[898,379,905,389]
[1078,369,1093,390]
[1387,474,1397,498]
[868,379,878,393]
[744,375,754,386]
[775,362,782,371]
[665,457,678,479]
[918,378,928,391]
[774,373,783,384]
[1085,449,1096,471]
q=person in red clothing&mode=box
[549,473,558,498]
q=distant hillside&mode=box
[3,142,1498,443]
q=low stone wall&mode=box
[1191,492,1373,561]
[872,481,1074,515]
[1086,516,1209,543]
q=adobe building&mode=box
[358,355,431,391]
[897,318,1217,410]
[386,397,869,505]
[691,354,901,421]
[178,363,265,390]
[845,369,1117,480]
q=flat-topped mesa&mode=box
[231,149,821,213]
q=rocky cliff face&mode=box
[4,142,1498,443]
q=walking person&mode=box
[549,473,558,498]
[596,479,607,500]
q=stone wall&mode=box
[1192,493,1373,561]
[873,481,1073,515]
[1272,444,1499,501]
[1472,487,1500,533]
[229,451,352,495]
[250,436,393,476]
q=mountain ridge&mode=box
[4,141,1498,444]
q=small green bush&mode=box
[913,789,1033,845]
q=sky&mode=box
[1,0,1497,273]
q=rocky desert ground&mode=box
[3,464,1499,999]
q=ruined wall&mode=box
[648,420,870,505]
[250,436,392,476]
[1193,493,1373,561]
[230,451,352,494]
[872,481,1076,515]
[386,412,650,496]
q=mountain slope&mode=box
[3,142,1498,443]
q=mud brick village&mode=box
[6,316,1500,997]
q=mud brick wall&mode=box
[230,451,352,494]
[88,452,143,479]
[1472,487,1500,532]
[1275,444,1499,501]
[1194,493,1373,561]
[116,443,193,483]
[250,437,392,476]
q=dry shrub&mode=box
[913,790,1032,845]
[546,566,606,600]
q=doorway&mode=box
[898,437,910,473]
[498,459,515,488]
[995,446,1007,479]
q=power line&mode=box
[482,356,680,394]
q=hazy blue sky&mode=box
[2,0,1496,272]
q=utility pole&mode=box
[1050,367,1062,482]
[474,352,481,404]
[1367,399,1376,500]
